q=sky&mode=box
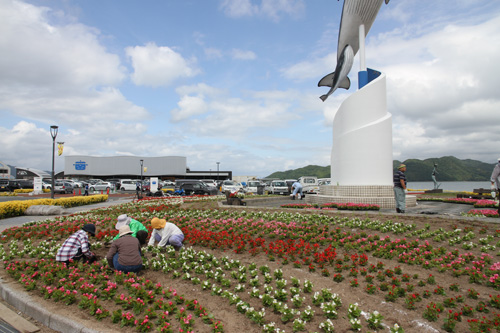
[1,0,500,178]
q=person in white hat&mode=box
[490,157,500,215]
[106,225,143,273]
[113,214,148,243]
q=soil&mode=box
[1,199,498,332]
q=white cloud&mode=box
[231,49,257,60]
[0,0,125,90]
[219,0,257,18]
[220,0,305,21]
[126,42,200,87]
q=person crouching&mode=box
[148,217,184,250]
[56,223,97,265]
[106,225,143,273]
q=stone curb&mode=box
[0,277,98,333]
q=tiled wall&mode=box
[305,185,416,208]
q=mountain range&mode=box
[265,156,496,182]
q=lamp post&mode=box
[50,125,58,199]
[140,159,144,197]
[216,162,220,182]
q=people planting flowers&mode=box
[2,195,500,331]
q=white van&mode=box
[270,180,288,195]
[120,179,139,191]
[298,176,320,194]
[246,180,264,194]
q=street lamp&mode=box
[216,162,220,182]
[140,159,144,198]
[50,125,58,199]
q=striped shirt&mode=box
[56,230,93,262]
[393,170,407,188]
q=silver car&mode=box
[89,181,113,192]
[54,181,74,194]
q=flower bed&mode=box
[280,202,380,211]
[0,195,108,219]
[2,197,500,331]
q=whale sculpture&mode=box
[318,0,389,101]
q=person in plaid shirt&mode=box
[56,224,97,264]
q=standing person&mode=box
[291,181,303,200]
[84,183,89,196]
[56,224,97,265]
[106,225,143,273]
[136,181,141,199]
[490,158,500,215]
[393,164,407,213]
[148,217,184,250]
[113,214,148,241]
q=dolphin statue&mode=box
[318,0,390,101]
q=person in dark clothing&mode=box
[393,164,407,213]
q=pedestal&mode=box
[306,185,416,209]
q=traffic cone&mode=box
[79,188,81,195]
[107,188,110,195]
[73,189,76,196]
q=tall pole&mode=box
[50,125,58,199]
[140,159,144,197]
[216,162,220,182]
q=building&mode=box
[63,155,231,181]
[0,161,12,179]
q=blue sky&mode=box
[1,0,500,177]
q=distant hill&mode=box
[266,165,330,180]
[265,157,495,181]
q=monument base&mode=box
[305,185,416,209]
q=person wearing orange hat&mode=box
[148,217,184,250]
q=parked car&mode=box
[107,178,121,189]
[89,181,112,192]
[119,179,140,191]
[245,180,265,194]
[175,179,218,195]
[298,176,320,194]
[14,179,34,189]
[42,181,52,189]
[0,179,10,192]
[285,179,298,194]
[269,180,289,195]
[221,180,243,193]
[54,181,74,194]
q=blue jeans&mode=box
[113,253,142,273]
[394,187,406,211]
[292,187,303,196]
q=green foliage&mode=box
[265,165,330,179]
[265,157,494,182]
[394,156,494,181]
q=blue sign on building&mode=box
[74,160,88,171]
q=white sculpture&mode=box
[320,0,394,188]
[318,0,389,101]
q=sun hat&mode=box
[398,164,406,170]
[151,217,167,230]
[82,223,96,236]
[115,214,132,230]
[118,225,133,237]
